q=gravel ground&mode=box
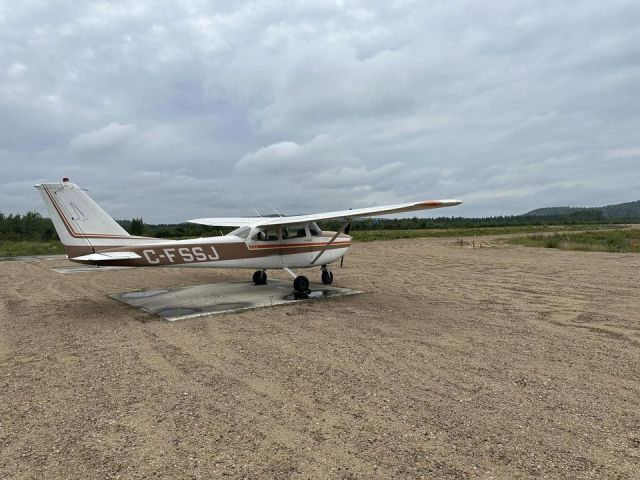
[1,237,639,479]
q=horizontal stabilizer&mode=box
[71,251,142,261]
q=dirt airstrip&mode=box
[1,237,639,479]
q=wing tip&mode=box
[418,199,463,207]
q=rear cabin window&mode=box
[282,226,307,239]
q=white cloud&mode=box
[606,147,640,159]
[69,122,139,155]
[6,62,26,76]
[235,134,359,173]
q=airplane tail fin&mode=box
[34,178,146,256]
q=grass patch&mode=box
[349,224,620,242]
[0,240,65,257]
[0,224,631,256]
[508,229,640,253]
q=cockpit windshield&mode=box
[229,226,251,239]
[309,222,321,236]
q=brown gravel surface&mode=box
[1,238,639,479]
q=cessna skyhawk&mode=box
[35,178,462,294]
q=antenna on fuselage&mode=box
[250,205,263,217]
[268,203,283,218]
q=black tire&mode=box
[321,270,334,285]
[252,270,267,285]
[293,275,309,292]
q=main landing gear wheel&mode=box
[252,270,267,285]
[293,275,310,293]
[321,267,334,285]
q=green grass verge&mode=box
[507,229,640,253]
[0,224,630,256]
[349,224,620,242]
[0,240,65,257]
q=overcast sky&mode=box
[1,1,639,222]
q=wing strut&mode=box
[311,219,351,265]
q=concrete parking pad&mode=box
[110,279,361,321]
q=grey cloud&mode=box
[1,0,639,221]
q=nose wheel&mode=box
[281,267,311,298]
[292,275,310,299]
[293,275,310,292]
[252,270,267,285]
[321,266,334,285]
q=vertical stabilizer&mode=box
[34,178,132,255]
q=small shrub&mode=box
[545,236,560,248]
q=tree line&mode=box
[0,212,58,241]
[323,208,614,231]
[1,208,638,242]
[0,212,224,241]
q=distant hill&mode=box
[527,200,640,220]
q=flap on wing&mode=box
[188,217,262,227]
[71,251,142,261]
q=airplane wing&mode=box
[189,199,462,228]
[186,217,260,227]
[71,251,142,261]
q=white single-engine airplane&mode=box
[36,178,462,294]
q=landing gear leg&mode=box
[252,270,267,285]
[321,265,334,285]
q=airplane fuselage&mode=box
[66,231,351,269]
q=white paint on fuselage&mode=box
[75,233,351,270]
[167,242,350,270]
[173,246,350,270]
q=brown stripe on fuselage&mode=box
[66,235,352,267]
[248,241,351,250]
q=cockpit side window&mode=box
[251,227,280,241]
